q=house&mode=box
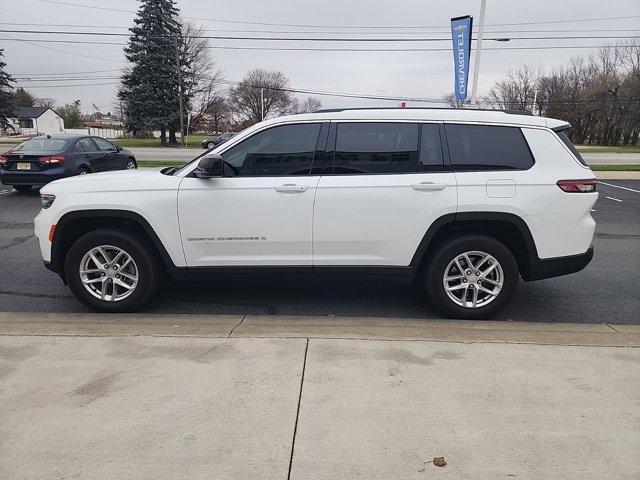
[8,107,65,136]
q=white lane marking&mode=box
[591,208,596,212]
[605,196,623,202]
[0,191,13,195]
[599,181,640,194]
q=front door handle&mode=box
[274,184,308,193]
[411,182,447,192]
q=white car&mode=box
[34,108,597,319]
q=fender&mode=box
[409,211,539,273]
[49,209,179,279]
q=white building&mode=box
[8,107,65,135]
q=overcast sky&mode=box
[1,0,639,114]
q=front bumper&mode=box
[524,246,594,281]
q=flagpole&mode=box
[469,0,486,107]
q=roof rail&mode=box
[313,107,533,116]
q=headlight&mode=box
[40,194,56,209]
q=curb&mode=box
[0,312,638,347]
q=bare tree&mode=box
[296,96,322,113]
[483,65,542,111]
[228,69,295,124]
[444,92,466,108]
[35,97,56,109]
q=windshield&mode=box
[12,138,68,152]
[554,127,587,167]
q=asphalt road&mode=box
[126,147,640,166]
[0,180,638,324]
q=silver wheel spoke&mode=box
[446,283,467,291]
[480,263,498,277]
[82,277,103,285]
[481,277,502,287]
[472,287,478,307]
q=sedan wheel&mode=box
[126,160,136,169]
[207,142,215,149]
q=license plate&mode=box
[17,163,31,171]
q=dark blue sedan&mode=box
[0,134,137,192]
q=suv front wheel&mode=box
[65,228,160,312]
[425,235,519,320]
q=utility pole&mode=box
[532,89,539,115]
[469,0,487,107]
[174,35,185,146]
[260,87,264,121]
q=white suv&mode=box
[34,108,597,319]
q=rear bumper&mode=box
[524,246,594,281]
[1,168,67,186]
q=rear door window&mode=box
[76,138,98,152]
[93,137,118,152]
[445,124,534,171]
[333,122,419,174]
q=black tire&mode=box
[75,166,90,176]
[206,141,215,149]
[424,235,519,320]
[12,185,32,193]
[65,228,161,312]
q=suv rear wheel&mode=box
[65,228,160,312]
[425,235,518,319]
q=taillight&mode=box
[38,156,65,164]
[0,155,6,165]
[556,179,597,193]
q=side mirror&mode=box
[195,154,223,178]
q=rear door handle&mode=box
[411,182,447,192]
[274,184,308,193]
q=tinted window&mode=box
[13,138,68,152]
[556,128,587,166]
[445,124,534,170]
[221,123,321,176]
[334,122,419,174]
[419,124,444,172]
[93,137,117,152]
[76,138,98,152]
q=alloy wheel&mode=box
[79,245,139,302]
[443,250,504,308]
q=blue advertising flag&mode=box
[450,15,473,102]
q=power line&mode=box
[2,22,640,35]
[1,37,631,52]
[31,1,640,30]
[0,33,123,62]
[0,28,635,42]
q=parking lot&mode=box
[1,179,639,324]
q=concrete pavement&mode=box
[1,314,639,479]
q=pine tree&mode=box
[0,49,16,130]
[118,0,185,145]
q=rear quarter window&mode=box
[555,128,588,166]
[444,124,534,171]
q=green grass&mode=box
[576,145,640,154]
[589,164,640,171]
[113,135,208,149]
[138,160,188,168]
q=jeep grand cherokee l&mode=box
[33,108,597,319]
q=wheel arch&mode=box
[410,212,539,280]
[50,209,177,282]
